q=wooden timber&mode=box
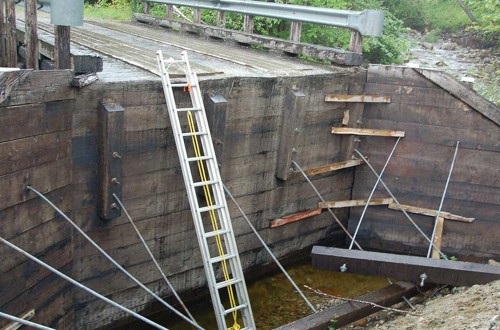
[54,26,71,70]
[325,94,391,103]
[312,246,500,286]
[24,0,38,69]
[275,281,417,330]
[387,203,475,222]
[5,0,16,68]
[270,208,322,228]
[0,0,5,67]
[290,159,364,178]
[431,217,445,259]
[319,198,393,209]
[332,127,405,137]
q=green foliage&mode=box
[328,319,338,330]
[84,0,133,21]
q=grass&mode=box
[84,2,134,21]
[420,0,472,33]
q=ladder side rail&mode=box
[156,52,224,326]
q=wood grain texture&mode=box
[319,198,393,209]
[387,203,474,222]
[325,94,391,103]
[332,127,405,137]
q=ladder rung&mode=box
[176,107,202,112]
[163,58,186,64]
[223,303,248,316]
[193,180,219,187]
[170,83,198,88]
[199,204,224,213]
[215,278,242,290]
[181,131,208,137]
[187,155,213,162]
[210,253,236,264]
[204,229,230,238]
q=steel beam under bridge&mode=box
[312,246,500,287]
[143,0,385,36]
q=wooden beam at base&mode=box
[325,94,391,103]
[275,282,416,330]
[270,208,322,228]
[332,127,405,137]
[3,309,35,330]
[312,246,500,287]
[388,203,474,222]
[319,198,393,209]
[431,217,445,259]
[291,159,364,178]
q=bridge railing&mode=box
[136,0,384,58]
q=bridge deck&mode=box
[29,9,343,82]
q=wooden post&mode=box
[166,5,173,19]
[54,25,71,70]
[25,0,39,69]
[431,217,445,259]
[193,8,201,24]
[143,1,150,14]
[0,0,6,67]
[217,11,225,27]
[243,15,254,34]
[98,99,124,220]
[349,31,363,54]
[5,0,17,67]
[289,21,302,43]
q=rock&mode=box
[420,42,434,50]
[435,60,447,66]
[441,42,458,50]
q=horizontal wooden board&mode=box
[319,198,393,209]
[270,208,322,228]
[290,159,363,177]
[325,94,391,103]
[332,127,405,137]
[387,203,474,222]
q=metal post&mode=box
[426,141,460,258]
[349,137,401,250]
[353,150,448,260]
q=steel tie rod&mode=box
[349,137,401,250]
[0,311,55,330]
[291,160,363,250]
[223,184,317,314]
[26,186,204,330]
[112,193,198,324]
[353,150,448,260]
[426,141,460,258]
[0,237,169,330]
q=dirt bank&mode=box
[346,280,499,330]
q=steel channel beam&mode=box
[145,0,385,36]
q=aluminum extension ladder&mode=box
[156,50,255,330]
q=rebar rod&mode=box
[223,184,317,314]
[0,237,169,330]
[112,193,197,323]
[349,137,401,250]
[0,311,55,330]
[353,150,448,260]
[291,161,363,250]
[26,186,203,330]
[426,141,460,258]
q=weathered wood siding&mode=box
[0,70,74,328]
[350,65,500,260]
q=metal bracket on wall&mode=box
[98,98,124,220]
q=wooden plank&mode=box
[275,282,417,330]
[243,15,254,34]
[431,216,445,259]
[276,89,306,180]
[2,309,35,330]
[414,68,500,125]
[0,70,31,105]
[291,159,364,178]
[312,246,500,286]
[270,208,322,228]
[325,94,391,103]
[24,0,38,69]
[387,203,475,222]
[348,31,363,54]
[98,99,124,220]
[319,198,392,209]
[54,25,71,70]
[342,109,349,126]
[5,0,17,68]
[331,127,405,137]
[0,0,5,67]
[289,21,302,43]
[204,92,227,164]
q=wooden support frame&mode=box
[431,217,445,259]
[387,203,475,222]
[24,0,39,69]
[275,282,417,330]
[312,246,500,287]
[319,198,392,209]
[332,127,405,137]
[5,0,17,68]
[325,94,391,103]
[270,208,322,228]
[2,309,36,330]
[204,92,227,164]
[290,159,364,178]
[54,25,71,70]
[98,99,124,220]
[276,89,306,181]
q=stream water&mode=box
[125,260,388,330]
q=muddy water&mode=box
[154,261,388,330]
